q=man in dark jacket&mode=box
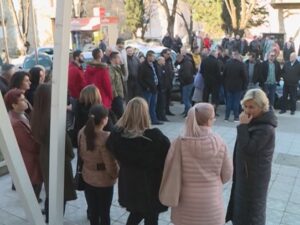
[0,64,15,96]
[223,51,247,121]
[244,52,261,89]
[126,46,141,100]
[279,52,300,115]
[138,50,163,125]
[177,54,194,117]
[259,51,281,109]
[156,57,168,121]
[161,48,175,115]
[200,50,222,113]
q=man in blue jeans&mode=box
[260,51,281,110]
[138,50,163,125]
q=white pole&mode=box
[48,0,72,224]
[0,93,46,225]
[0,0,10,63]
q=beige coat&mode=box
[170,127,233,225]
[78,128,119,187]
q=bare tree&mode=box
[157,0,178,37]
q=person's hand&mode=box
[239,112,253,124]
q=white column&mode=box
[0,93,46,225]
[48,0,72,224]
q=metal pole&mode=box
[0,0,10,63]
[48,0,72,224]
[29,0,38,64]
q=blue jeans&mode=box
[225,91,243,120]
[143,91,158,123]
[263,83,277,108]
[182,83,194,114]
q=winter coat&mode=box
[281,60,300,86]
[226,111,277,225]
[259,60,281,86]
[223,59,248,92]
[109,65,124,98]
[78,128,118,187]
[106,127,170,213]
[170,127,233,225]
[200,55,222,86]
[162,36,173,49]
[164,57,174,89]
[68,62,86,99]
[178,57,194,86]
[244,59,261,85]
[9,111,43,185]
[85,60,113,109]
[138,61,159,93]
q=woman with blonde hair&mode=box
[106,97,170,225]
[162,102,232,225]
[226,88,277,225]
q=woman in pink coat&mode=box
[165,103,233,225]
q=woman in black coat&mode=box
[106,97,170,225]
[226,88,277,225]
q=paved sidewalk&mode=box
[0,103,300,225]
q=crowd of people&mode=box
[1,30,298,225]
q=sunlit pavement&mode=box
[1,102,300,225]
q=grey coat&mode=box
[226,111,277,225]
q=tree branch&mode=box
[8,0,25,42]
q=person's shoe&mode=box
[161,118,169,122]
[37,198,43,203]
[152,121,164,125]
[279,110,286,114]
[180,111,187,116]
[166,111,175,116]
[224,118,229,122]
[183,113,187,118]
[215,113,220,117]
[291,111,295,115]
[234,118,239,122]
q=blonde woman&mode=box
[226,89,277,225]
[106,97,170,225]
[164,103,232,225]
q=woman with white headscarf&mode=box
[162,103,233,225]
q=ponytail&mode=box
[84,115,96,151]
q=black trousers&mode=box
[282,84,297,112]
[126,212,159,225]
[111,96,124,119]
[203,83,219,105]
[85,183,113,225]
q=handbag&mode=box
[74,135,86,191]
[159,137,182,207]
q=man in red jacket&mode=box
[68,50,86,99]
[84,48,113,109]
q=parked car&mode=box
[22,52,52,75]
[37,47,54,60]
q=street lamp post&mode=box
[0,0,10,63]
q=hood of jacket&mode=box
[87,60,108,68]
[250,110,278,128]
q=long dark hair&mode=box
[84,104,108,151]
[30,83,52,145]
[10,71,30,89]
[29,67,43,89]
